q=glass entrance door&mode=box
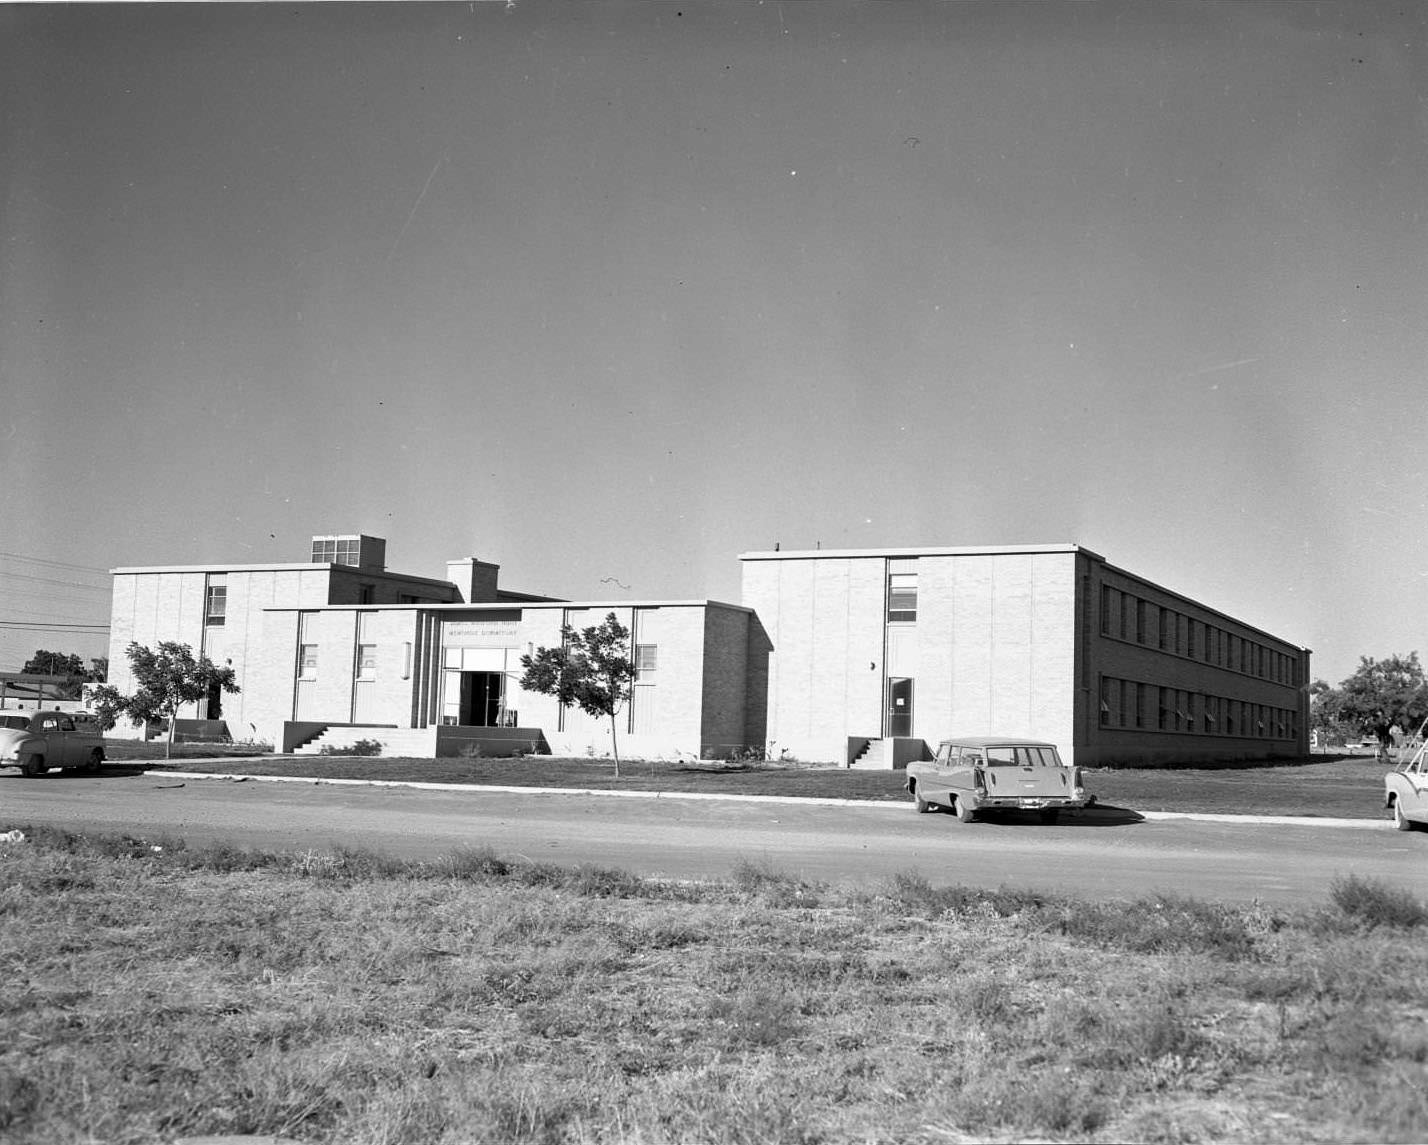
[887,677,914,738]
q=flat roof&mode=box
[109,562,457,588]
[260,599,751,614]
[740,543,1100,561]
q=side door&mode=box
[948,746,983,800]
[1407,758,1428,820]
[55,715,80,767]
[925,741,955,798]
[34,714,65,766]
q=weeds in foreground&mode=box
[0,830,1425,1145]
[1328,873,1428,929]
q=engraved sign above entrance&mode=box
[443,618,521,647]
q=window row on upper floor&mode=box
[1099,585,1300,687]
[1099,674,1300,741]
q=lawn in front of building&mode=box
[102,745,1397,822]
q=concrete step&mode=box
[294,726,436,758]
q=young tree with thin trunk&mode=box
[519,613,637,777]
[89,641,239,759]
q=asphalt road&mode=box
[1,770,1420,906]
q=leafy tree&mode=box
[1333,653,1428,747]
[89,641,239,759]
[88,656,108,683]
[519,612,637,777]
[21,650,87,677]
[1309,678,1345,746]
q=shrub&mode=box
[1329,875,1428,929]
[730,857,822,907]
[319,738,382,757]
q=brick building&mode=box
[740,543,1310,767]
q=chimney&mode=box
[446,558,501,603]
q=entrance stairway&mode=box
[293,726,437,757]
[849,739,889,769]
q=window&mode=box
[298,644,318,680]
[1100,677,1113,726]
[1186,619,1197,659]
[887,573,918,623]
[356,644,376,680]
[1158,608,1171,651]
[359,584,375,605]
[205,576,227,627]
[635,644,658,682]
[312,537,361,565]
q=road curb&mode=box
[142,770,1391,827]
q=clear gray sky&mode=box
[2,1,1424,686]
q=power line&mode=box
[0,551,111,574]
[0,570,110,591]
[0,621,110,631]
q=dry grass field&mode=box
[2,826,1426,1144]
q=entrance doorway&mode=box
[886,677,914,738]
[458,671,505,727]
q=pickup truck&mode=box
[0,710,106,776]
[905,736,1091,824]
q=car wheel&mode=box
[954,798,976,824]
[21,755,46,778]
[1393,800,1415,832]
[1038,809,1061,825]
[85,749,104,774]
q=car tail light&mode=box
[973,768,987,793]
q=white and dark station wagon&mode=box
[0,710,107,777]
[905,736,1092,823]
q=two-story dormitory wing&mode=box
[739,544,1309,768]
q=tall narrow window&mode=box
[634,644,658,682]
[204,576,227,627]
[887,573,918,623]
[298,644,318,680]
[356,645,377,680]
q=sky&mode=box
[1,1,1425,685]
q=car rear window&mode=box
[1014,746,1062,767]
[0,714,29,730]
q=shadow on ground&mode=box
[925,804,1146,827]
